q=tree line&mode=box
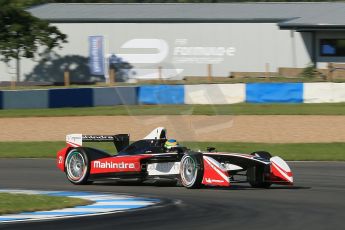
[0,0,67,81]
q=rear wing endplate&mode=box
[66,134,129,152]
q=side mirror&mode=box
[170,146,187,154]
[207,147,216,152]
[176,147,188,154]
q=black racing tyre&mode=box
[251,151,272,160]
[180,153,204,189]
[246,165,271,188]
[65,148,90,185]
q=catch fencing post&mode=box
[208,64,213,82]
[10,80,16,89]
[158,66,162,82]
[327,62,333,81]
[265,63,270,80]
[64,69,70,87]
[109,68,115,86]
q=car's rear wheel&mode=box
[180,154,203,189]
[65,148,90,185]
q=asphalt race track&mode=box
[0,159,344,230]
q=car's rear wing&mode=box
[66,134,129,152]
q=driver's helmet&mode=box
[164,139,179,150]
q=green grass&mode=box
[0,193,92,215]
[1,103,345,117]
[2,76,345,91]
[1,141,344,161]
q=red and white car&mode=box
[57,127,293,189]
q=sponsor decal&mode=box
[93,161,135,169]
[90,156,152,174]
[66,134,82,147]
[67,136,81,142]
[58,156,63,164]
[82,135,113,141]
[147,162,180,175]
[205,178,224,183]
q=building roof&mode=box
[28,3,345,30]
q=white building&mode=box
[1,2,345,82]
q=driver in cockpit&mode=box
[164,139,179,152]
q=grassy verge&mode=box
[2,77,345,90]
[0,141,344,161]
[1,103,345,117]
[0,193,92,215]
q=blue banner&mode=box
[89,36,104,75]
[246,83,303,103]
[138,85,184,104]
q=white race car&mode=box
[57,127,293,189]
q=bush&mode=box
[300,64,318,78]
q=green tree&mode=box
[4,0,49,9]
[0,0,67,81]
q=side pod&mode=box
[202,156,231,187]
[269,156,293,185]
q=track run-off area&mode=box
[0,159,344,230]
[0,110,344,229]
[1,115,345,143]
[0,190,159,223]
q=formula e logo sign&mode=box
[117,39,169,64]
[93,161,135,169]
[116,38,236,79]
[117,38,236,65]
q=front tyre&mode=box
[248,151,272,188]
[247,166,271,188]
[65,148,90,185]
[180,154,203,189]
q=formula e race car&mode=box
[57,127,293,188]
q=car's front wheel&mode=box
[179,154,203,189]
[247,165,271,188]
[65,148,90,185]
